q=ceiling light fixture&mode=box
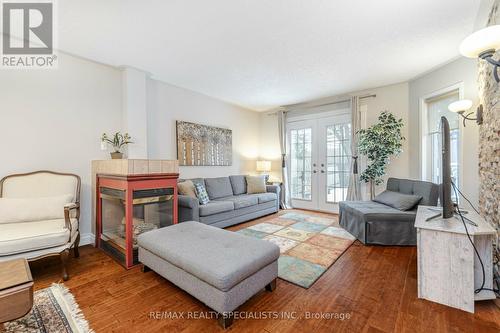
[448,99,483,127]
[459,25,500,83]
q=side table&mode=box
[0,259,34,323]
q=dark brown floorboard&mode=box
[28,210,499,332]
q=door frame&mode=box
[286,108,350,213]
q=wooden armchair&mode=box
[0,171,81,280]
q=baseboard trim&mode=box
[79,233,95,247]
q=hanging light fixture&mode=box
[459,25,500,82]
[448,99,483,127]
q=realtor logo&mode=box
[1,0,57,68]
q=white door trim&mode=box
[286,113,352,213]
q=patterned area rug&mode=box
[2,284,93,333]
[237,211,355,288]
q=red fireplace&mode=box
[96,173,178,268]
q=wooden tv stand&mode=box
[415,206,496,313]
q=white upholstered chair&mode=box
[0,171,81,280]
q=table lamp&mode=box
[256,160,271,182]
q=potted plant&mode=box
[101,132,133,159]
[357,111,404,199]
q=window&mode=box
[423,90,460,191]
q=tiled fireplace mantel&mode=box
[91,159,179,235]
[92,159,178,176]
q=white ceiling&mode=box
[56,0,480,111]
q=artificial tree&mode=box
[357,111,405,199]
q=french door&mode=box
[287,114,351,213]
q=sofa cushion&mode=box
[200,201,277,225]
[250,192,277,203]
[0,195,73,224]
[373,190,422,211]
[0,218,78,256]
[246,175,267,194]
[137,221,280,291]
[194,183,210,205]
[386,178,439,206]
[205,177,234,199]
[216,195,258,209]
[229,175,247,195]
[339,201,416,223]
[177,180,197,198]
[188,178,205,187]
[199,201,234,216]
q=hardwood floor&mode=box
[29,210,499,333]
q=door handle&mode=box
[321,170,325,173]
[321,163,324,167]
[313,170,317,173]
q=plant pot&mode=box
[369,180,375,200]
[110,152,123,159]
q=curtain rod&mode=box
[304,94,376,108]
[268,94,376,114]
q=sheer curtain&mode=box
[346,96,361,201]
[277,109,291,209]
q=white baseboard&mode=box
[79,233,95,247]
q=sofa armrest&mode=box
[266,185,281,210]
[64,203,80,241]
[178,195,200,222]
[178,195,199,209]
[266,185,280,195]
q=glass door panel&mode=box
[288,120,317,210]
[325,122,351,203]
[290,128,312,200]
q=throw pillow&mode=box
[177,180,197,198]
[246,175,267,194]
[373,190,422,211]
[0,194,73,224]
[194,183,210,205]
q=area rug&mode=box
[237,211,355,288]
[2,284,94,333]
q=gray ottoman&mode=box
[137,221,280,328]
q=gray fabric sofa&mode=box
[178,175,280,228]
[339,178,439,246]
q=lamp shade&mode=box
[448,99,473,113]
[256,160,271,172]
[459,25,500,58]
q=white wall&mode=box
[409,57,479,208]
[122,67,148,158]
[0,53,263,243]
[355,82,410,196]
[146,79,261,178]
[0,52,123,242]
[259,82,411,197]
[258,113,282,182]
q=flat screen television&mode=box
[440,116,454,218]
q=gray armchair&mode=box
[339,178,439,246]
